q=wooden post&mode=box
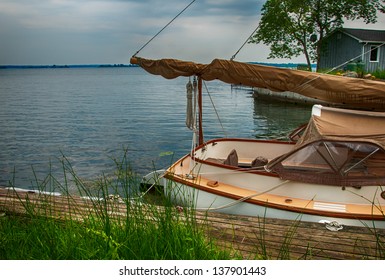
[198,77,204,145]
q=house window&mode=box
[370,45,379,62]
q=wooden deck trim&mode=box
[164,171,385,221]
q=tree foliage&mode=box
[250,0,385,71]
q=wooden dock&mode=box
[0,187,384,260]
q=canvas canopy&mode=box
[131,57,385,111]
[267,105,385,186]
[295,105,385,149]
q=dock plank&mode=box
[0,187,384,259]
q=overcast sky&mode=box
[1,0,384,65]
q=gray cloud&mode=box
[0,0,383,65]
[0,0,266,64]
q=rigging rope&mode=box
[186,78,194,129]
[231,25,259,61]
[187,77,199,166]
[132,0,196,57]
[191,77,198,150]
[292,42,385,93]
[203,81,228,138]
[325,42,385,74]
[194,180,290,212]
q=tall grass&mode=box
[2,150,384,260]
[0,151,237,260]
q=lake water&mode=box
[0,67,312,189]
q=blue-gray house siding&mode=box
[318,28,385,73]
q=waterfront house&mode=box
[318,28,385,73]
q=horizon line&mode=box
[1,62,316,69]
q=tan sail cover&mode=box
[132,57,385,111]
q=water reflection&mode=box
[252,98,311,139]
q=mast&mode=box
[198,76,204,145]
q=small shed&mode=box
[318,28,385,73]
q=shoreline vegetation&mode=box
[1,151,385,260]
[0,152,243,260]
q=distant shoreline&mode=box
[0,62,316,70]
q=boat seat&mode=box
[206,152,268,169]
[223,149,238,167]
[206,149,239,167]
[251,156,268,168]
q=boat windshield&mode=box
[269,141,385,186]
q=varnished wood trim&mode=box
[164,173,385,222]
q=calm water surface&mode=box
[0,67,311,189]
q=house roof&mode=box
[341,28,385,43]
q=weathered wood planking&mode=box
[198,212,385,259]
[0,187,384,259]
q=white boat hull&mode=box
[161,138,385,229]
[132,55,385,230]
[164,177,385,229]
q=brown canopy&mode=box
[267,105,385,186]
[296,105,385,149]
[131,56,385,111]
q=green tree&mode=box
[250,0,384,71]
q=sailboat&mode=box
[132,56,385,229]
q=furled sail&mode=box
[131,56,385,111]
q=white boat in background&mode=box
[132,56,385,229]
